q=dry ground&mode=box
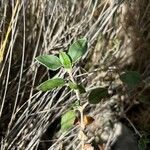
[0,0,150,149]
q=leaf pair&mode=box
[37,78,86,93]
[36,38,88,92]
[36,52,72,71]
[36,38,88,71]
[88,71,142,104]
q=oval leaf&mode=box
[120,71,142,87]
[36,55,61,70]
[68,38,88,62]
[61,110,76,132]
[37,78,65,91]
[59,52,72,69]
[88,87,109,104]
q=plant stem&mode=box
[67,69,88,150]
[68,69,80,100]
[78,102,88,129]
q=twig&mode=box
[124,115,142,137]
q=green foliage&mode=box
[36,38,88,93]
[68,38,88,62]
[59,52,72,69]
[71,100,80,110]
[36,55,61,70]
[77,84,86,94]
[37,78,65,91]
[120,71,142,87]
[36,38,89,133]
[138,135,150,150]
[68,81,86,93]
[68,81,78,89]
[61,110,76,132]
[88,87,109,104]
[35,38,147,144]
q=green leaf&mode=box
[71,100,80,110]
[68,38,88,62]
[68,81,86,94]
[37,78,65,91]
[59,52,72,69]
[61,110,76,132]
[36,55,62,70]
[68,81,78,90]
[120,71,142,87]
[77,84,86,94]
[88,87,109,104]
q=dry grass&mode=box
[0,0,150,149]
